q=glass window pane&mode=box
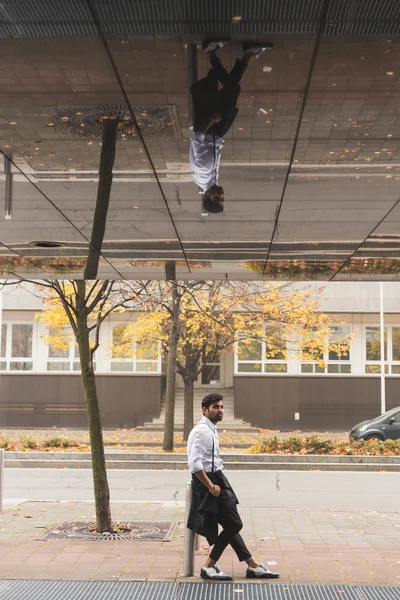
[1,324,6,357]
[110,361,134,372]
[328,325,350,360]
[112,325,133,358]
[365,364,388,374]
[302,343,323,362]
[238,339,261,361]
[201,364,220,384]
[391,365,400,374]
[49,343,69,358]
[327,364,339,373]
[340,364,351,374]
[237,362,262,373]
[136,340,159,360]
[315,364,325,373]
[73,361,96,372]
[301,364,313,373]
[10,361,33,371]
[135,361,159,373]
[392,328,400,361]
[47,362,71,371]
[0,361,7,370]
[366,327,387,361]
[265,327,286,360]
[264,363,287,373]
[11,324,33,358]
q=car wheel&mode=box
[365,434,384,441]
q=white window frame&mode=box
[301,325,352,375]
[109,324,162,374]
[234,332,288,375]
[364,325,400,375]
[1,322,35,372]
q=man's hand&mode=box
[211,112,222,123]
[209,484,221,497]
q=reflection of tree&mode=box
[128,260,208,270]
[12,324,32,358]
[246,258,400,279]
[0,256,86,276]
[245,261,341,279]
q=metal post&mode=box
[183,481,195,576]
[187,43,198,131]
[380,282,386,414]
[0,449,4,511]
[4,153,13,220]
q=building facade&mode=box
[1,282,399,431]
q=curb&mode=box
[4,452,400,471]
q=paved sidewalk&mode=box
[0,501,399,585]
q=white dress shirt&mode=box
[189,132,225,192]
[187,415,224,474]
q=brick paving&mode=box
[0,501,399,585]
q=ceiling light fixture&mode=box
[30,241,65,248]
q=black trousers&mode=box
[209,475,252,563]
[191,53,248,138]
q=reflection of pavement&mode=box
[0,501,399,584]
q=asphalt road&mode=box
[4,469,400,511]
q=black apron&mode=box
[187,438,239,545]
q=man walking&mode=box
[187,393,279,581]
[189,40,273,213]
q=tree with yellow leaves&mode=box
[121,280,350,443]
[30,279,148,533]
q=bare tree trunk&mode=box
[76,280,113,533]
[163,283,180,452]
[183,376,195,441]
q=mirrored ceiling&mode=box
[0,0,399,280]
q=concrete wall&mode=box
[0,374,163,428]
[234,376,400,431]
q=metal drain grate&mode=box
[175,583,400,600]
[46,104,181,139]
[0,582,399,600]
[38,520,177,541]
[0,581,177,600]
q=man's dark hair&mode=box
[203,194,224,214]
[202,393,223,410]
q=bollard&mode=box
[183,480,195,576]
[0,449,4,511]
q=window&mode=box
[301,325,351,374]
[0,323,33,371]
[110,325,160,373]
[46,328,97,372]
[365,326,400,374]
[235,328,287,374]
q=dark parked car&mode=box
[350,406,400,441]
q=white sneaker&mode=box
[200,564,232,580]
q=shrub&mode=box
[18,434,40,449]
[0,435,14,450]
[43,436,80,449]
[245,435,400,456]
